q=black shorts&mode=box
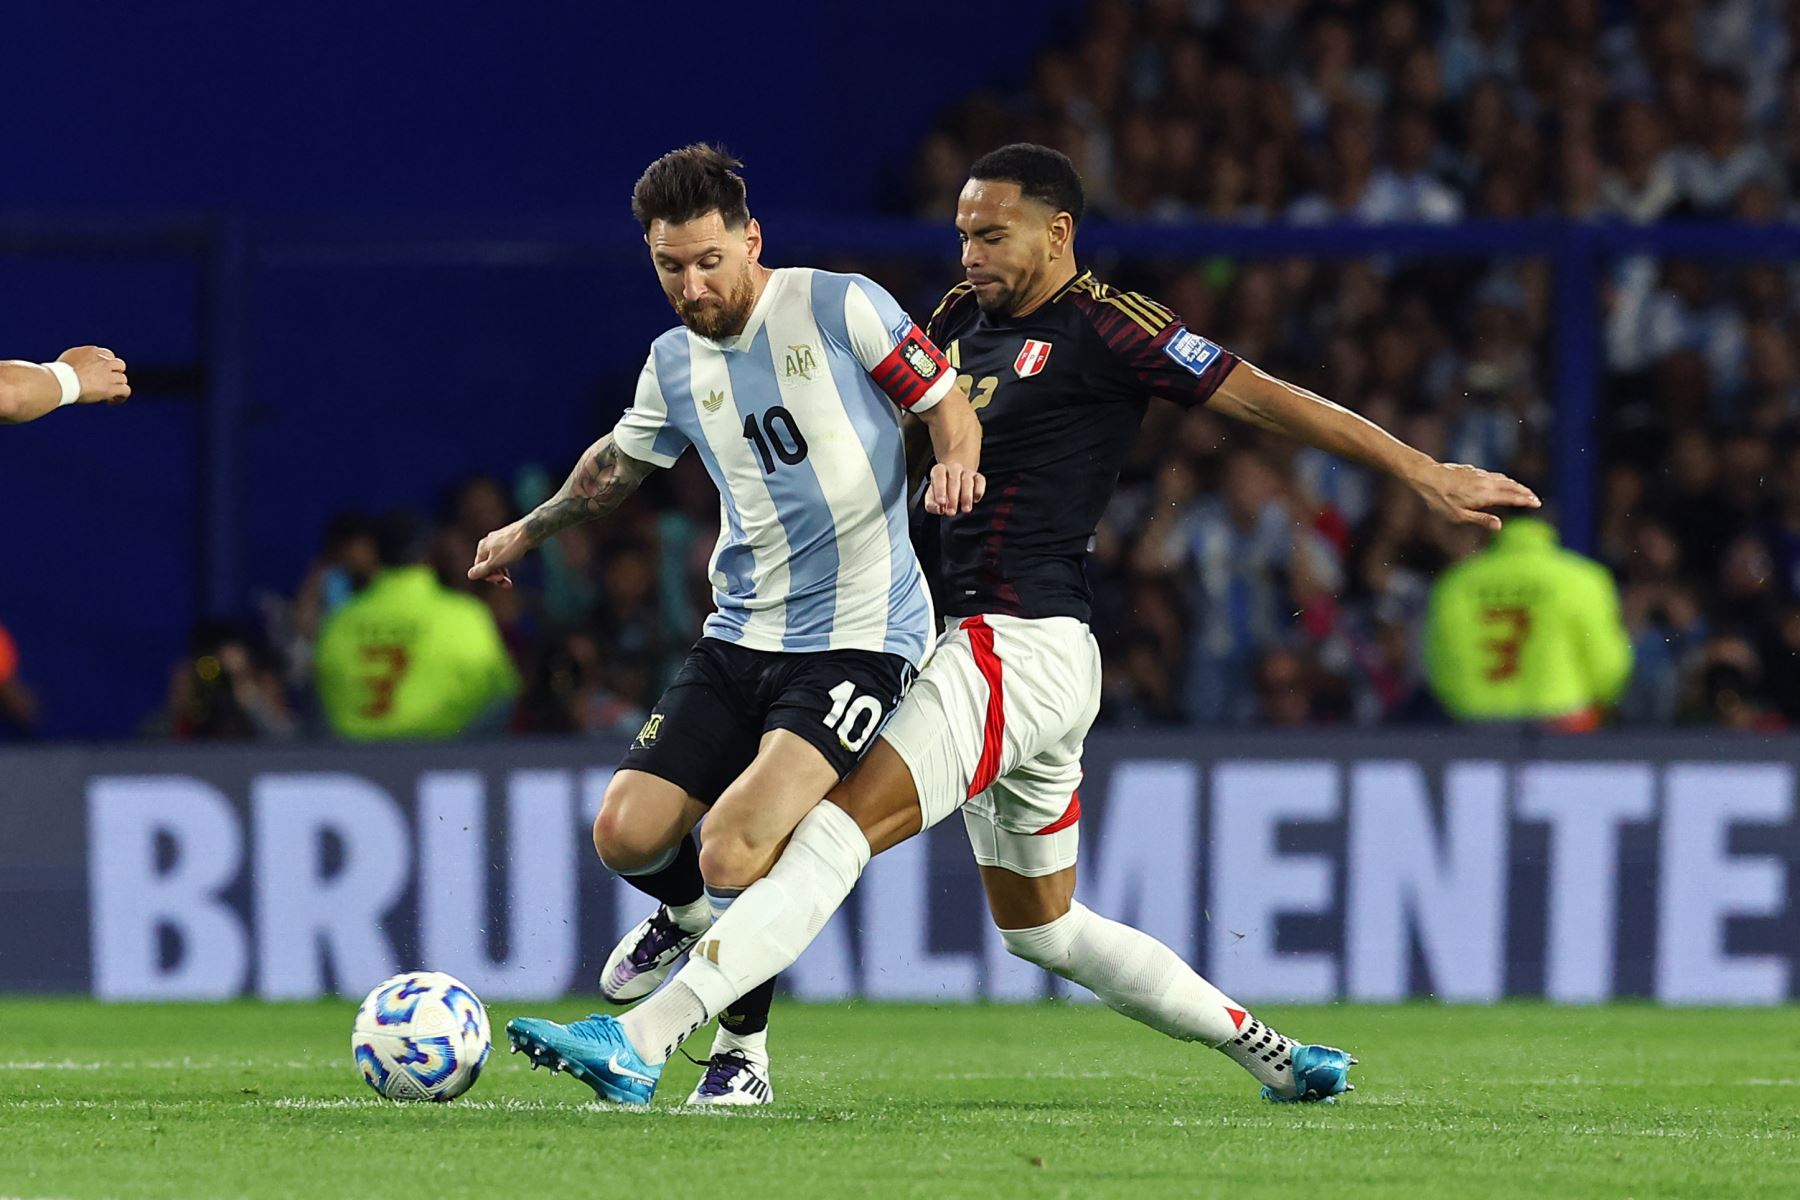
[619,637,916,805]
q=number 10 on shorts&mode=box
[823,681,884,752]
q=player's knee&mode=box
[697,828,771,891]
[999,901,1087,970]
[592,793,667,872]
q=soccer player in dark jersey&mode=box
[541,143,1540,1105]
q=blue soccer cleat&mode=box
[1262,1044,1358,1104]
[506,1014,663,1105]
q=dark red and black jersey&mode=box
[922,268,1240,623]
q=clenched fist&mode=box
[924,461,987,516]
[59,346,131,405]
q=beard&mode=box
[970,272,1022,315]
[973,285,1015,314]
[674,264,758,339]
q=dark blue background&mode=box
[0,0,1079,737]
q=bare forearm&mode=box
[521,434,654,546]
[919,391,982,471]
[0,361,63,424]
[901,414,934,495]
[1211,361,1541,530]
[1212,363,1431,485]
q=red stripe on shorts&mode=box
[962,616,1005,798]
[1033,789,1081,836]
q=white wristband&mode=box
[44,361,81,407]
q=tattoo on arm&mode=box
[521,435,654,545]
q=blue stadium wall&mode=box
[3,731,1794,1004]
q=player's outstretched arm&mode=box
[467,433,655,587]
[917,386,986,516]
[1209,362,1540,530]
[0,347,131,425]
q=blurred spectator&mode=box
[1679,634,1784,730]
[1598,100,1680,223]
[0,619,40,738]
[434,475,516,595]
[1425,517,1631,727]
[275,512,381,690]
[1672,70,1780,214]
[142,619,296,741]
[1136,450,1342,724]
[315,512,520,741]
[1361,106,1464,222]
[516,632,648,737]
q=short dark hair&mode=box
[374,510,430,568]
[631,144,751,232]
[968,143,1085,226]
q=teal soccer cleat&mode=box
[507,1014,662,1105]
[1262,1044,1358,1104]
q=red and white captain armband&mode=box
[872,324,953,412]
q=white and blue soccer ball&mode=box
[352,970,492,1102]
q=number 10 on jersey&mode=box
[743,407,809,474]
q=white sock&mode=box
[1000,902,1298,1094]
[619,981,707,1067]
[711,1025,768,1064]
[669,895,713,934]
[702,886,769,1063]
[624,802,870,1062]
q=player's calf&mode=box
[996,899,1357,1103]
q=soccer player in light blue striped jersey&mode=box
[471,144,983,1105]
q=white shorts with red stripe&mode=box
[879,613,1101,877]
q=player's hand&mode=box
[1411,461,1541,531]
[468,520,532,588]
[57,346,130,405]
[925,462,986,515]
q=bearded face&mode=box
[646,211,766,342]
[673,257,757,339]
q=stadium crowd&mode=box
[50,0,1799,740]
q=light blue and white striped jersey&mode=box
[611,268,955,667]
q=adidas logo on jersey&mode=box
[704,389,726,413]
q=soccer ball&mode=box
[352,970,492,1102]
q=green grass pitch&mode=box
[0,999,1794,1199]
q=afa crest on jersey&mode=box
[1014,339,1053,378]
